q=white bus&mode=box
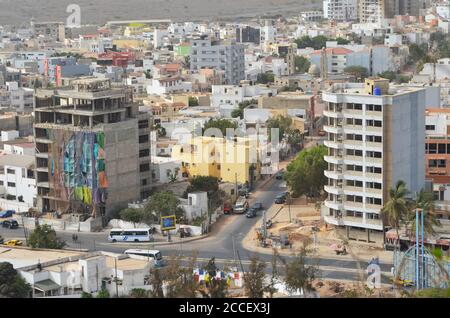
[124,249,165,267]
[108,228,153,243]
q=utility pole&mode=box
[114,257,119,297]
[235,172,238,202]
[232,234,238,269]
[288,192,292,223]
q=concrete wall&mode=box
[103,119,141,218]
[390,90,426,194]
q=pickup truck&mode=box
[0,210,15,218]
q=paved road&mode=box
[0,175,392,284]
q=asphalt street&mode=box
[0,176,392,284]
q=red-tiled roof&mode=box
[311,47,353,55]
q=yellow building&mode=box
[171,136,262,185]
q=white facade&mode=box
[323,0,358,21]
[211,84,276,109]
[0,154,36,212]
[322,81,426,233]
[0,82,34,111]
[151,156,182,184]
[146,77,192,95]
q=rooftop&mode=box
[0,154,35,168]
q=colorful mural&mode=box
[49,130,108,207]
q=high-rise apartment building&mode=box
[322,78,426,242]
[323,0,359,21]
[190,36,245,85]
[33,78,151,223]
[359,0,428,23]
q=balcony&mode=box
[324,185,344,195]
[324,155,344,165]
[365,203,383,212]
[365,157,383,165]
[324,200,344,210]
[365,141,383,150]
[323,125,343,134]
[343,139,363,149]
[323,110,343,119]
[324,139,344,149]
[344,201,364,209]
[366,126,383,133]
[324,169,343,180]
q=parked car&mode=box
[0,210,15,218]
[275,171,284,180]
[234,197,249,214]
[2,219,19,229]
[265,219,273,229]
[5,239,22,246]
[251,202,263,211]
[223,202,233,215]
[274,193,287,204]
[245,208,257,218]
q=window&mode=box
[6,168,15,174]
[140,164,150,172]
[139,149,150,158]
[366,166,382,174]
[367,197,382,205]
[366,151,382,158]
[366,104,382,112]
[7,182,15,187]
[366,135,382,142]
[438,144,446,154]
[139,135,149,143]
[425,125,435,130]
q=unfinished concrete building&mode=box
[33,78,151,224]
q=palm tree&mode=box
[381,180,409,250]
[408,189,441,237]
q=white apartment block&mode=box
[0,82,34,112]
[322,78,425,242]
[323,0,359,21]
[190,37,245,85]
[0,154,36,212]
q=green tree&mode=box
[378,71,396,82]
[408,43,427,62]
[81,291,93,298]
[408,189,441,236]
[203,118,238,136]
[294,35,314,49]
[294,56,311,73]
[185,176,219,195]
[119,208,144,227]
[267,115,292,142]
[279,248,318,296]
[344,66,368,81]
[28,224,66,249]
[243,255,267,298]
[188,96,199,107]
[284,145,327,199]
[148,267,164,298]
[129,288,149,298]
[143,191,184,224]
[256,72,275,84]
[381,180,409,250]
[231,99,258,119]
[0,262,31,298]
[96,288,110,298]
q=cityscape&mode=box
[0,0,449,301]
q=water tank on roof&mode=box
[374,86,382,96]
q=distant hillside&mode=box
[0,0,321,26]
